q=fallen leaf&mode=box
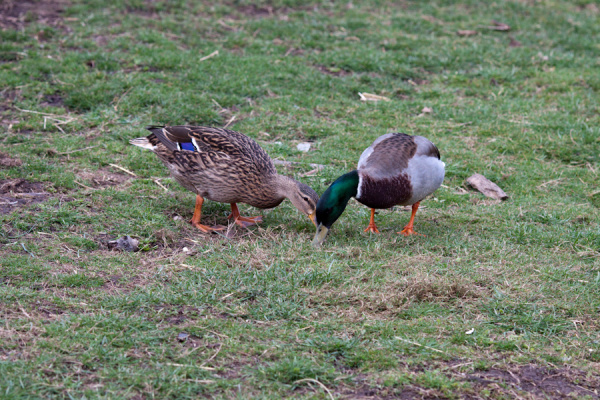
[466,174,509,200]
[466,328,475,335]
[457,30,478,36]
[421,106,433,113]
[297,142,311,152]
[358,92,391,102]
[490,20,510,31]
[509,36,522,47]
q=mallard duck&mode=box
[313,133,444,245]
[130,125,319,232]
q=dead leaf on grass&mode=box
[509,36,522,47]
[482,20,510,31]
[416,106,433,117]
[358,92,390,102]
[457,30,478,37]
[466,173,509,200]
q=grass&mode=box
[1,0,599,398]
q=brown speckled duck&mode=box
[131,125,319,232]
[313,133,445,245]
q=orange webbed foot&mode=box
[364,208,380,234]
[398,226,424,236]
[228,203,263,228]
[364,223,380,234]
[190,220,226,233]
[398,202,425,237]
[229,214,263,228]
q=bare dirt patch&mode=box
[0,152,22,168]
[309,270,486,320]
[76,167,132,188]
[467,364,599,399]
[40,93,65,108]
[0,0,68,30]
[315,64,353,77]
[237,4,275,18]
[230,3,314,20]
[0,178,48,215]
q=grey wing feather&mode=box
[358,133,417,178]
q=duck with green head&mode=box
[313,133,445,245]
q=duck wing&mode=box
[357,133,440,178]
[147,125,276,175]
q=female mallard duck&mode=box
[313,133,444,245]
[131,125,319,232]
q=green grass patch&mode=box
[0,0,599,398]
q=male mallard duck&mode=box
[313,133,444,245]
[131,125,319,232]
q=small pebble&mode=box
[297,142,311,152]
[177,332,189,342]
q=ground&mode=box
[0,0,599,398]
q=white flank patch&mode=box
[405,155,445,205]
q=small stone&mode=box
[297,142,311,152]
[107,235,139,252]
[182,247,189,252]
[177,332,189,342]
[466,174,509,200]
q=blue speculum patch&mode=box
[180,142,196,151]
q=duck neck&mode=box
[315,170,359,228]
[273,174,297,199]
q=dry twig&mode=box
[109,163,138,177]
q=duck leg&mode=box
[398,202,424,236]
[190,195,225,233]
[228,203,263,228]
[363,208,380,233]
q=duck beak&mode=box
[308,211,317,227]
[312,223,329,247]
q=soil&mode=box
[315,65,353,77]
[0,0,68,30]
[467,365,599,399]
[0,152,22,168]
[40,93,65,108]
[0,178,48,215]
[76,167,132,188]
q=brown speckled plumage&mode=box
[131,125,319,230]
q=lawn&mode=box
[1,0,599,398]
